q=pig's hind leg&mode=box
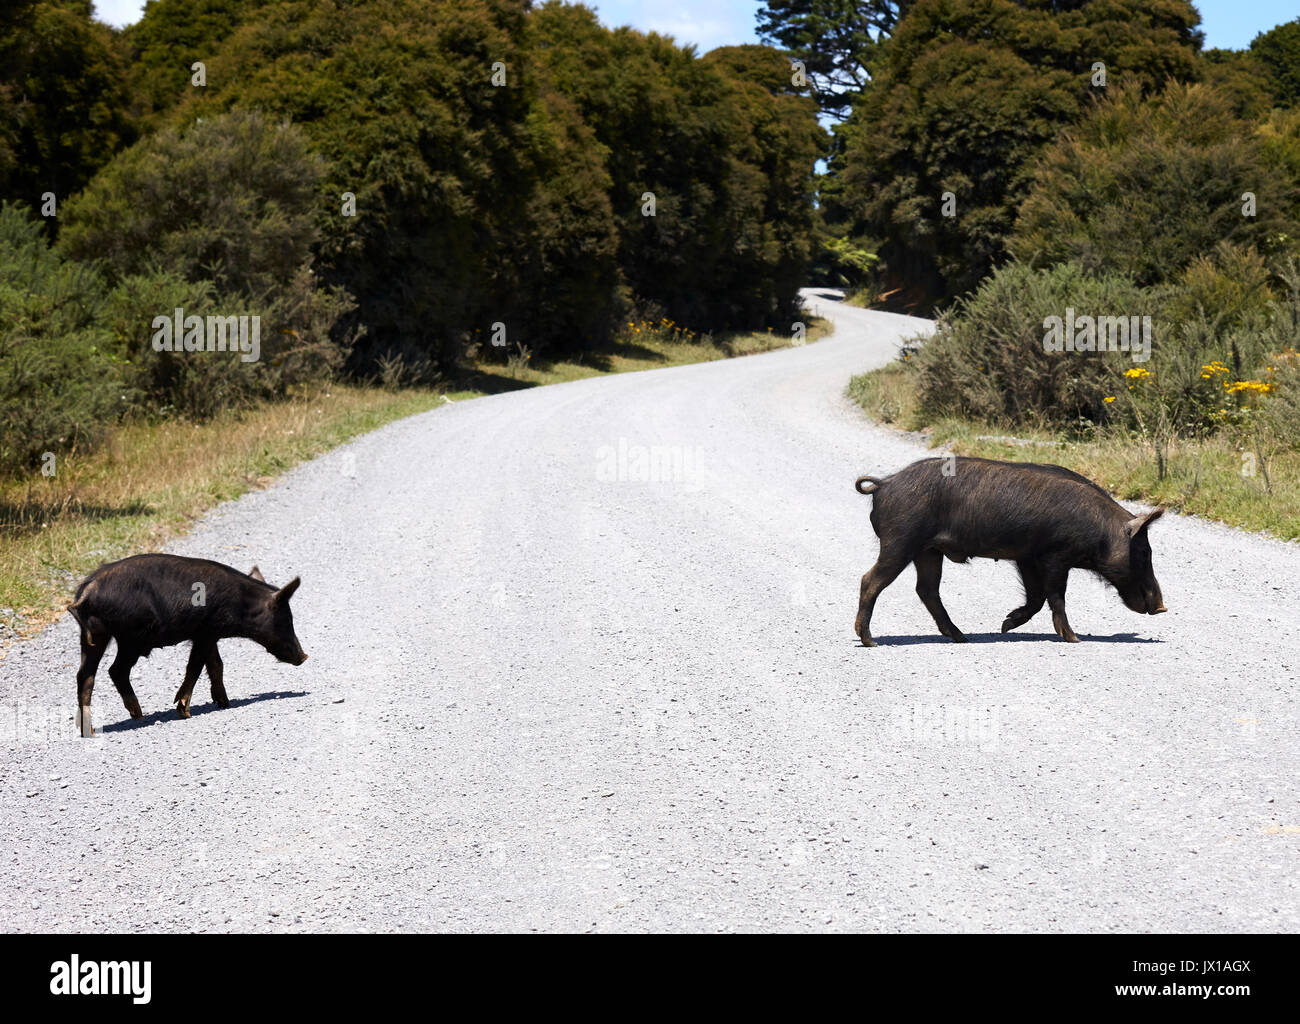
[107,645,144,721]
[913,548,967,643]
[75,626,108,737]
[206,646,229,709]
[174,641,211,719]
[1001,559,1046,634]
[855,550,910,647]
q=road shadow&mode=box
[100,689,309,732]
[860,631,1160,647]
[807,290,846,302]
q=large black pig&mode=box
[853,457,1165,646]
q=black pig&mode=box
[853,457,1165,646]
[67,554,307,736]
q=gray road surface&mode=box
[2,290,1298,932]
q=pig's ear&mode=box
[272,576,301,604]
[1126,507,1165,537]
[248,565,265,582]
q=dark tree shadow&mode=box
[0,499,152,539]
[601,340,671,363]
[859,632,1161,647]
[449,369,536,395]
[100,689,309,732]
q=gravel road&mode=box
[3,290,1298,932]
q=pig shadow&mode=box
[864,631,1160,647]
[100,690,309,732]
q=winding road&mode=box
[2,290,1298,932]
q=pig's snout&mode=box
[274,643,308,665]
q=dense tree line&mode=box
[789,0,1300,310]
[818,0,1212,306]
[0,0,823,470]
[7,0,1300,472]
[760,0,1300,453]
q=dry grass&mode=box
[0,386,447,640]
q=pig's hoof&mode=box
[127,699,143,720]
[1000,618,1016,634]
[176,702,191,720]
[948,631,968,644]
[215,697,230,710]
[859,635,877,648]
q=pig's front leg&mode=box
[174,641,211,719]
[1044,564,1080,643]
[206,645,229,709]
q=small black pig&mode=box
[67,554,307,736]
[853,457,1165,646]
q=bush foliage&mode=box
[1010,83,1299,286]
[908,256,1300,464]
[0,204,125,473]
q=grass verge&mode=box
[849,360,1300,541]
[1,319,829,643]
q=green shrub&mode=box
[0,204,126,474]
[908,257,1300,461]
[1238,261,1300,455]
[912,261,1162,429]
[58,109,326,301]
[1165,243,1275,332]
[59,110,351,408]
[1010,82,1299,287]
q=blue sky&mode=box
[93,1,1296,53]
